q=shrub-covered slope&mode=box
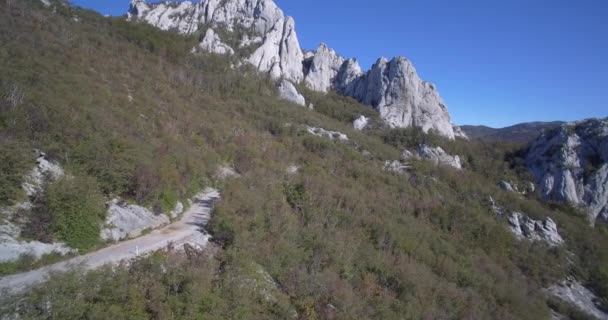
[0,1,607,319]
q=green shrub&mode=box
[0,141,32,205]
[47,176,105,250]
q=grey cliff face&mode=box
[303,43,345,92]
[128,0,304,83]
[337,57,457,139]
[526,119,608,224]
[128,0,464,139]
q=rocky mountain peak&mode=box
[128,0,465,139]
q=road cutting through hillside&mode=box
[0,188,220,295]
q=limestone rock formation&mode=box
[303,43,345,92]
[198,29,234,55]
[277,79,305,106]
[353,115,369,131]
[338,57,458,139]
[22,150,64,197]
[101,200,172,242]
[525,119,608,224]
[499,180,516,192]
[306,126,348,141]
[128,0,304,82]
[383,160,411,174]
[402,145,462,169]
[490,197,564,246]
[549,278,608,320]
[0,220,74,262]
[507,212,564,246]
[128,0,465,139]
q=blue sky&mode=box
[70,0,608,127]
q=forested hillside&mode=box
[0,1,607,319]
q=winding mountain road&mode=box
[0,188,220,295]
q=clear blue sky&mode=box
[70,0,608,128]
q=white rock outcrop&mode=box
[303,43,345,92]
[383,160,411,174]
[525,119,608,224]
[101,200,170,242]
[402,145,462,169]
[549,278,608,320]
[0,151,73,262]
[198,28,234,55]
[306,126,348,141]
[128,0,465,139]
[128,0,304,83]
[498,180,516,192]
[0,221,74,262]
[338,57,458,139]
[22,151,64,197]
[507,212,564,246]
[277,79,306,106]
[490,197,564,246]
[353,115,369,131]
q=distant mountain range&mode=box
[461,121,564,144]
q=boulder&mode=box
[353,115,369,131]
[498,180,516,192]
[277,79,306,106]
[101,200,170,242]
[416,145,462,169]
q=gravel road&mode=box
[0,188,220,295]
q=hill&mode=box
[0,1,607,319]
[461,121,565,144]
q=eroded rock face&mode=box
[549,278,608,320]
[0,151,74,262]
[128,0,304,82]
[198,28,234,55]
[0,221,74,262]
[507,212,564,246]
[303,43,345,92]
[402,145,462,169]
[277,79,305,106]
[101,200,171,242]
[128,0,464,139]
[526,119,608,224]
[22,151,64,197]
[338,57,458,139]
[490,197,564,246]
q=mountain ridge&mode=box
[127,0,466,140]
[462,121,565,144]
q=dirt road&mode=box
[0,188,220,295]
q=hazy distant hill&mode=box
[462,121,564,144]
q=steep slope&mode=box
[526,119,608,224]
[127,0,465,139]
[462,121,564,144]
[2,1,608,319]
